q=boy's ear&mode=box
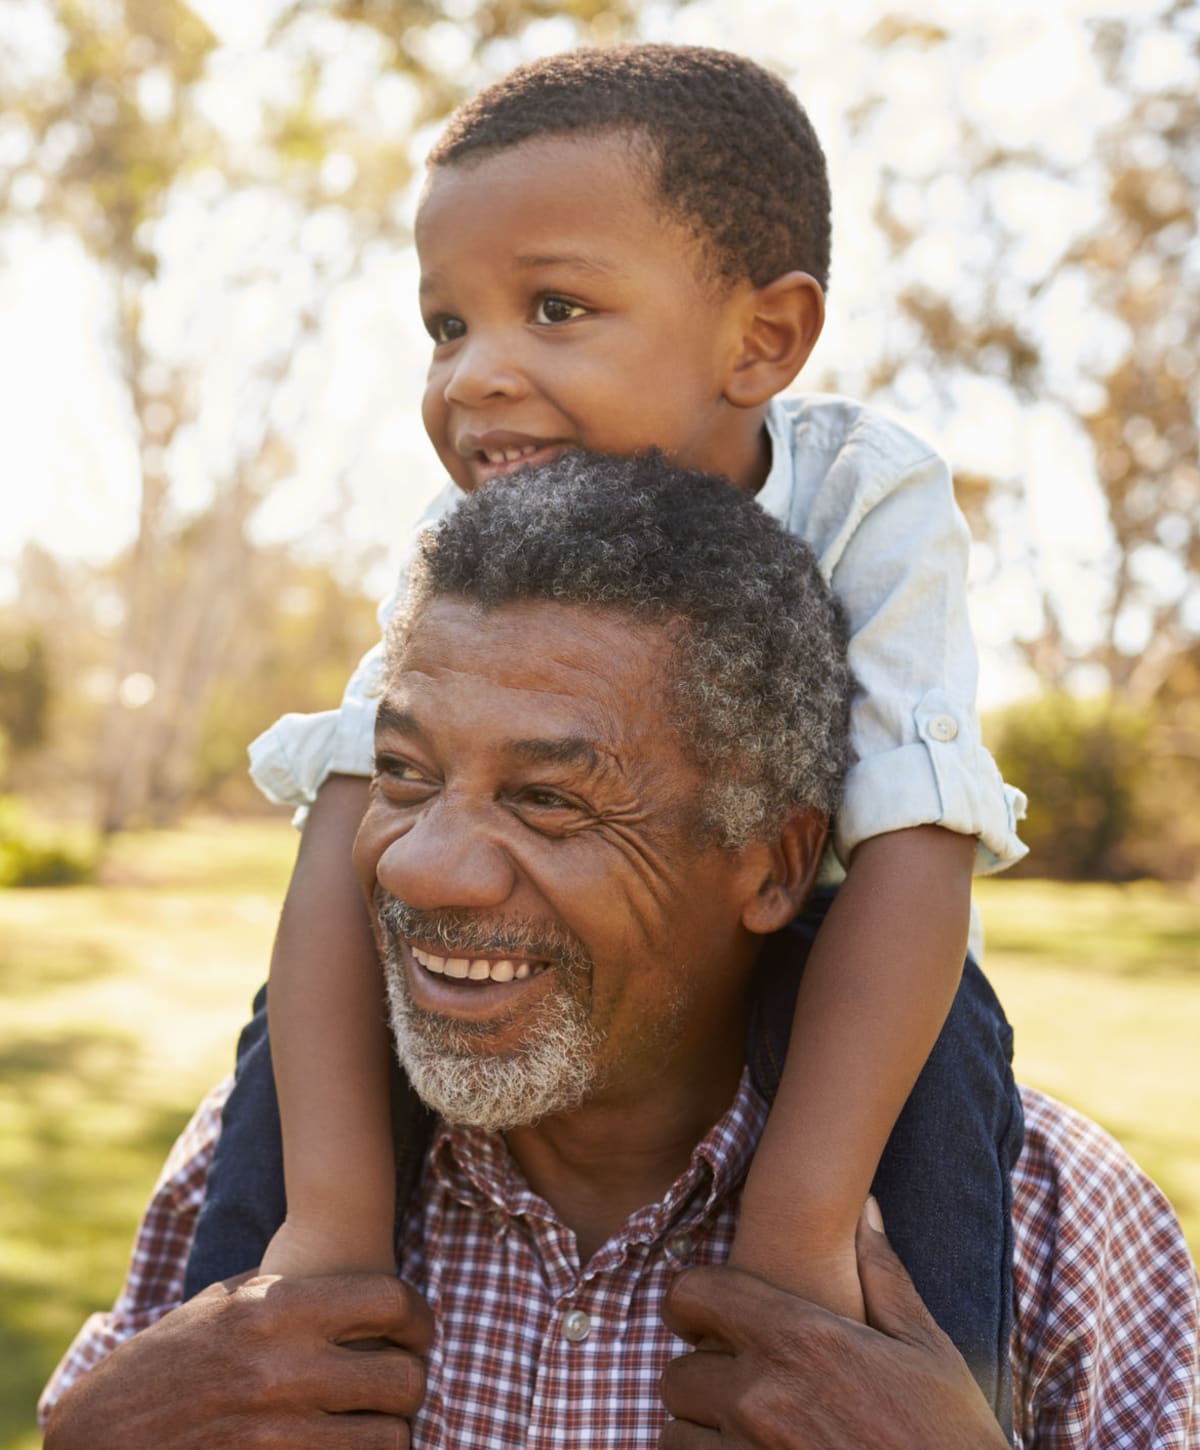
[724,271,825,409]
[739,807,829,936]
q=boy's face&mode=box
[415,134,767,494]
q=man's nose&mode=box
[376,797,517,911]
[442,332,527,408]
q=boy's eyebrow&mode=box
[513,250,624,278]
[418,251,622,298]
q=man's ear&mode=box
[739,807,828,936]
[723,271,825,409]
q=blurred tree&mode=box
[0,630,51,770]
[1129,644,1200,880]
[858,2,1198,704]
[6,0,1195,850]
[988,692,1150,880]
[0,0,653,831]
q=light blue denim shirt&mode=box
[250,395,1027,896]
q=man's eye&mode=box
[523,787,571,809]
[375,754,430,787]
[534,296,587,325]
[426,314,466,344]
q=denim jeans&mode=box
[184,886,1022,1434]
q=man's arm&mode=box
[660,1202,1009,1450]
[43,1272,433,1450]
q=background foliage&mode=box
[1,2,1198,1445]
[0,0,1196,864]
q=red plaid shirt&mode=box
[40,1081,1200,1447]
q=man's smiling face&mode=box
[352,595,767,1131]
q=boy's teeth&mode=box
[484,444,539,464]
[409,944,535,984]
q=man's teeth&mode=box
[483,444,541,465]
[410,944,537,982]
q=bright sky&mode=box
[0,0,1184,705]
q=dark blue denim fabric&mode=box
[184,887,1021,1434]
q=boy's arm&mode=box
[261,773,397,1274]
[732,824,974,1315]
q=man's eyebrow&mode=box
[504,736,619,774]
[375,703,422,740]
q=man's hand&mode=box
[44,1272,434,1450]
[659,1202,1010,1449]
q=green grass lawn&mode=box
[2,822,1197,1448]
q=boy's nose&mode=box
[375,797,517,912]
[442,334,527,407]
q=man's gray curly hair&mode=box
[386,451,854,848]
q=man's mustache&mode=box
[374,892,592,974]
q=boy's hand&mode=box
[44,1271,433,1450]
[658,1203,1009,1449]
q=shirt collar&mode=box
[429,1068,769,1238]
[754,397,795,525]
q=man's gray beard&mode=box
[376,895,604,1133]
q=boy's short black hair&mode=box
[429,44,831,292]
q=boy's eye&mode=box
[427,314,466,344]
[534,296,587,325]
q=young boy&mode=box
[186,43,1026,1430]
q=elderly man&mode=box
[43,454,1198,1447]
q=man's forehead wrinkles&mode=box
[379,675,630,768]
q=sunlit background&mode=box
[1,2,1197,1445]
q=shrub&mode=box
[985,693,1149,881]
[0,796,97,888]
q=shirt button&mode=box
[562,1309,591,1343]
[666,1231,695,1260]
[927,715,959,743]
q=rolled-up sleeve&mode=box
[826,447,1027,874]
[247,483,461,814]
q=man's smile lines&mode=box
[409,943,544,982]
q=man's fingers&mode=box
[321,1345,427,1416]
[247,1273,436,1354]
[659,1344,738,1427]
[307,1411,412,1450]
[658,1417,722,1450]
[855,1200,945,1352]
[663,1264,814,1348]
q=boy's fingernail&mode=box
[865,1196,885,1233]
